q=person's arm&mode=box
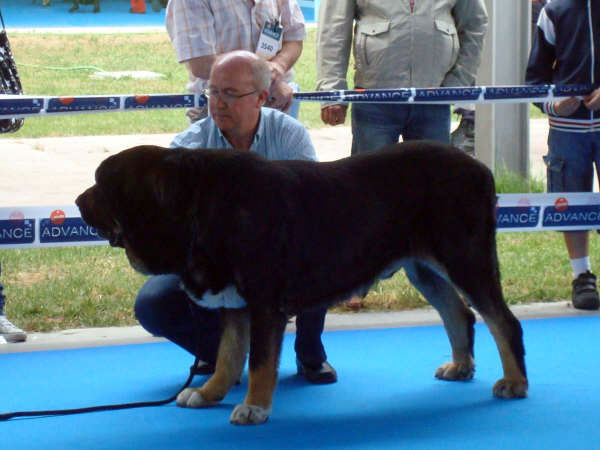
[583,87,600,111]
[265,41,303,112]
[166,0,217,83]
[268,41,303,81]
[315,0,355,125]
[524,6,578,116]
[184,54,218,81]
[442,0,488,87]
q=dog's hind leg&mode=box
[230,308,287,425]
[447,259,528,399]
[177,308,250,408]
[404,260,476,381]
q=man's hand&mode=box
[321,105,348,126]
[553,97,581,117]
[267,60,286,83]
[266,79,294,113]
[583,88,600,111]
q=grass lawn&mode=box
[0,30,572,333]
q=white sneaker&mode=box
[0,315,27,343]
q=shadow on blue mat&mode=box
[1,316,599,449]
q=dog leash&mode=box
[0,301,205,421]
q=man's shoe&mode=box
[572,271,600,310]
[190,359,215,376]
[0,315,27,343]
[296,358,337,384]
[451,117,475,156]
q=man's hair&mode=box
[214,51,271,93]
[248,57,272,93]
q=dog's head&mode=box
[76,145,197,275]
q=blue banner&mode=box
[39,217,105,244]
[124,94,198,110]
[496,206,541,229]
[47,96,120,113]
[414,87,482,102]
[0,98,43,115]
[0,219,36,245]
[542,204,600,228]
[485,85,550,100]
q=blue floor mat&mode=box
[1,316,599,449]
[1,0,317,29]
[2,0,167,28]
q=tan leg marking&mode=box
[230,323,280,425]
[177,308,249,408]
[483,319,528,398]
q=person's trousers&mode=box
[135,274,328,366]
[351,103,451,155]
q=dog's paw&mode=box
[229,404,271,425]
[493,378,528,399]
[435,361,475,381]
[176,388,219,408]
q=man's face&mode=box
[208,63,263,137]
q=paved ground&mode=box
[2,300,599,353]
[0,120,549,207]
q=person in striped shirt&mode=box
[526,0,600,310]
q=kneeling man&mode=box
[134,50,337,385]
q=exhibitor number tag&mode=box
[256,20,282,59]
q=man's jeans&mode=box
[351,103,451,155]
[135,274,328,366]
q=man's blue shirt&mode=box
[168,107,316,309]
[170,107,317,162]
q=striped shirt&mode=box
[166,0,306,92]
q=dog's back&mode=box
[242,141,498,310]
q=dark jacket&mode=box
[526,0,599,132]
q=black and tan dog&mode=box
[76,141,528,425]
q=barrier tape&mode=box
[0,84,594,119]
[1,193,600,249]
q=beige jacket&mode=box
[316,0,488,96]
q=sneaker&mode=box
[572,271,600,310]
[451,117,475,156]
[0,315,27,343]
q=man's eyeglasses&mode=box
[202,88,258,105]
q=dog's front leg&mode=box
[230,309,287,425]
[177,308,249,408]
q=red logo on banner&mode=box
[555,197,568,212]
[59,97,74,105]
[50,209,66,225]
[517,198,531,207]
[134,95,150,104]
[9,210,24,221]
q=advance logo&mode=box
[40,212,105,244]
[0,216,35,245]
[542,203,600,228]
[496,206,540,229]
